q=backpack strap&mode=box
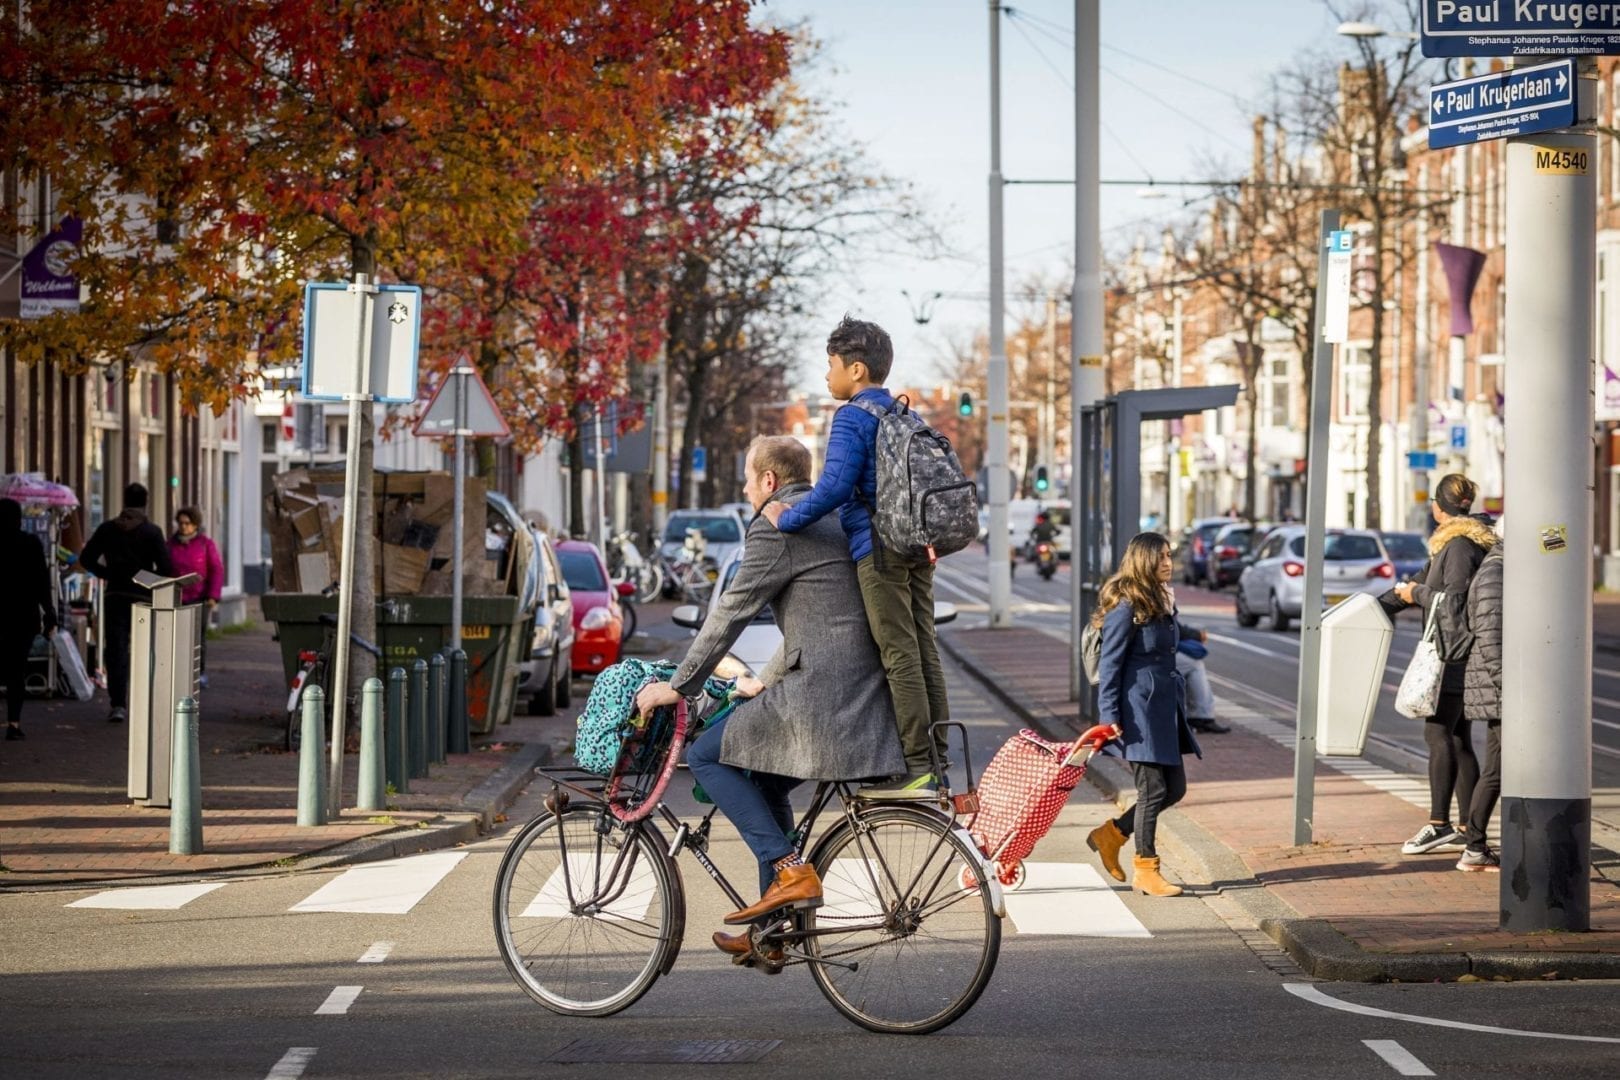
[846,396,891,421]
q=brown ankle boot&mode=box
[724,864,823,925]
[1131,854,1182,897]
[1087,820,1128,882]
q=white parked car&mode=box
[1235,526,1393,632]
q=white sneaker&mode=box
[1401,823,1464,855]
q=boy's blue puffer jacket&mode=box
[773,387,893,562]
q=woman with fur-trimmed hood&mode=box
[1389,474,1499,858]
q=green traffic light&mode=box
[1034,466,1049,493]
[958,391,973,417]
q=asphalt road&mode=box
[4,618,1620,1079]
[934,548,1620,850]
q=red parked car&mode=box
[555,540,627,676]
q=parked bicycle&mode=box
[284,611,384,752]
[606,530,662,605]
[492,687,1001,1034]
[656,528,719,603]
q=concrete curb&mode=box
[939,631,1620,983]
[0,741,553,893]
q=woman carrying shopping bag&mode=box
[1084,532,1201,897]
[1389,474,1497,856]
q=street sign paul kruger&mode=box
[1428,59,1577,149]
[301,282,422,404]
[1422,1,1620,57]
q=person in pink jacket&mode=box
[168,506,223,686]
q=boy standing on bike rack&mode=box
[635,436,905,957]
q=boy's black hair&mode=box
[826,314,893,384]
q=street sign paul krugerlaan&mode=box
[1422,1,1620,57]
[1429,59,1577,149]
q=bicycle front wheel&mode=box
[493,804,679,1017]
[805,806,1001,1035]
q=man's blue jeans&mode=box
[686,712,803,896]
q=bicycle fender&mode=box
[952,824,1006,919]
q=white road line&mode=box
[357,941,395,964]
[1284,983,1620,1043]
[67,882,226,910]
[518,853,656,921]
[265,1047,317,1080]
[1363,1040,1434,1076]
[1002,862,1151,937]
[290,851,466,915]
[315,986,363,1016]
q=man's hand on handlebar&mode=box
[635,681,682,717]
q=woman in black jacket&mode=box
[1390,474,1497,856]
[1457,528,1505,871]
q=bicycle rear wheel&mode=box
[493,804,678,1017]
[805,806,1001,1035]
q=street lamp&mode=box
[1335,20,1419,41]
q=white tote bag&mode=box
[1394,595,1445,720]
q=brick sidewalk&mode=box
[940,625,1620,965]
[0,605,568,889]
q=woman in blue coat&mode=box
[1085,532,1202,896]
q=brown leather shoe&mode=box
[1086,819,1128,882]
[712,929,784,968]
[723,864,823,925]
[1131,854,1183,897]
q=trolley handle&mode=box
[1061,723,1120,769]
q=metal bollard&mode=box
[409,659,429,779]
[297,685,327,826]
[447,648,470,755]
[357,677,385,812]
[386,667,408,795]
[169,697,203,854]
[428,652,447,765]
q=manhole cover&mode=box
[545,1039,781,1065]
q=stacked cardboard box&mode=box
[266,468,497,595]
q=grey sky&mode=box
[764,0,1347,389]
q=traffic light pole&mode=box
[1500,123,1594,931]
[986,0,1012,628]
[1070,0,1105,696]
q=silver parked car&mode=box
[516,531,575,715]
[1234,526,1393,631]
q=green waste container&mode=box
[262,593,530,735]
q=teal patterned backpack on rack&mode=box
[575,659,671,776]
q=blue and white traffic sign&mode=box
[1408,451,1440,470]
[691,445,707,482]
[1450,424,1469,451]
[1422,1,1620,57]
[1428,59,1576,149]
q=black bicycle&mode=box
[492,692,1002,1034]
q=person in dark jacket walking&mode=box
[1,498,57,740]
[80,483,174,722]
[1389,474,1497,855]
[1084,532,1202,897]
[1457,522,1505,871]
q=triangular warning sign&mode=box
[413,366,510,439]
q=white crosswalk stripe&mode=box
[67,882,226,910]
[290,851,467,915]
[1002,862,1151,937]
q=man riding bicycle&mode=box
[635,435,905,959]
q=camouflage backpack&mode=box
[850,396,979,564]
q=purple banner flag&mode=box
[20,216,82,318]
[1435,241,1487,337]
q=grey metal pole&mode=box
[329,272,375,817]
[428,651,447,765]
[1412,199,1431,529]
[447,648,470,755]
[451,365,469,654]
[357,677,385,812]
[1501,127,1594,932]
[297,685,327,827]
[595,404,609,548]
[1292,208,1341,847]
[1042,294,1057,474]
[168,696,202,854]
[1070,0,1105,698]
[986,0,1012,627]
[409,659,429,779]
